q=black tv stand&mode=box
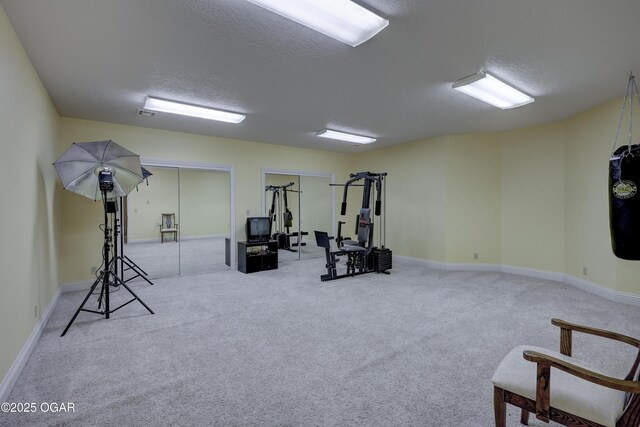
[237,240,278,274]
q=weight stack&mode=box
[371,248,392,272]
[273,233,290,250]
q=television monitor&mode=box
[246,217,271,243]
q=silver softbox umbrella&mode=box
[53,140,143,200]
[54,140,154,336]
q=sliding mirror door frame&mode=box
[140,158,237,271]
[261,168,335,260]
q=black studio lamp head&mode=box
[97,168,115,192]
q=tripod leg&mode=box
[120,256,155,286]
[112,274,154,314]
[124,255,148,275]
[61,273,104,337]
[97,271,110,309]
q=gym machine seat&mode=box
[315,231,366,281]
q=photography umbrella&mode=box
[53,140,143,200]
[54,140,153,336]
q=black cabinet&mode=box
[237,240,278,274]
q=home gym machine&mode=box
[265,182,308,251]
[314,171,392,281]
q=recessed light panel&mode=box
[317,129,376,144]
[246,0,388,47]
[452,72,534,109]
[143,97,246,123]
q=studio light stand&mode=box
[110,197,155,287]
[61,171,154,336]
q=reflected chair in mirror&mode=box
[160,213,178,243]
[492,318,640,427]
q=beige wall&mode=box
[58,117,355,282]
[445,134,501,264]
[0,6,60,381]
[355,99,640,295]
[354,134,501,264]
[354,137,448,261]
[499,123,566,272]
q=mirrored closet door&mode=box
[124,166,180,279]
[178,168,231,275]
[299,175,332,261]
[263,171,333,263]
[123,165,231,280]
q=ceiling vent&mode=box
[137,109,156,117]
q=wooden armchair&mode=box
[159,213,178,243]
[492,318,640,427]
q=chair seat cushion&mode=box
[161,228,177,232]
[491,345,626,427]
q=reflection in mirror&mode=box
[265,174,300,263]
[179,168,231,275]
[299,175,332,261]
[123,166,180,280]
[264,172,332,263]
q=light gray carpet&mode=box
[123,237,227,279]
[123,237,325,279]
[3,258,640,426]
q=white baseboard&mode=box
[395,255,499,272]
[61,280,94,292]
[0,287,62,402]
[394,255,640,307]
[500,265,566,283]
[564,275,640,307]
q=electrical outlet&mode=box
[473,253,479,260]
[246,209,251,216]
[582,266,588,276]
[91,266,97,274]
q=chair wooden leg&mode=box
[520,409,529,425]
[494,387,506,427]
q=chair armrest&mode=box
[523,349,640,422]
[523,350,640,393]
[552,318,640,348]
[551,319,640,380]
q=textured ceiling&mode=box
[2,0,640,153]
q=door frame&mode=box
[137,157,237,271]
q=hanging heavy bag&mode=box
[609,74,640,260]
[609,145,640,259]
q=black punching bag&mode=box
[609,145,640,259]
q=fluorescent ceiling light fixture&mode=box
[245,0,388,47]
[143,97,246,123]
[452,72,534,109]
[317,129,376,144]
